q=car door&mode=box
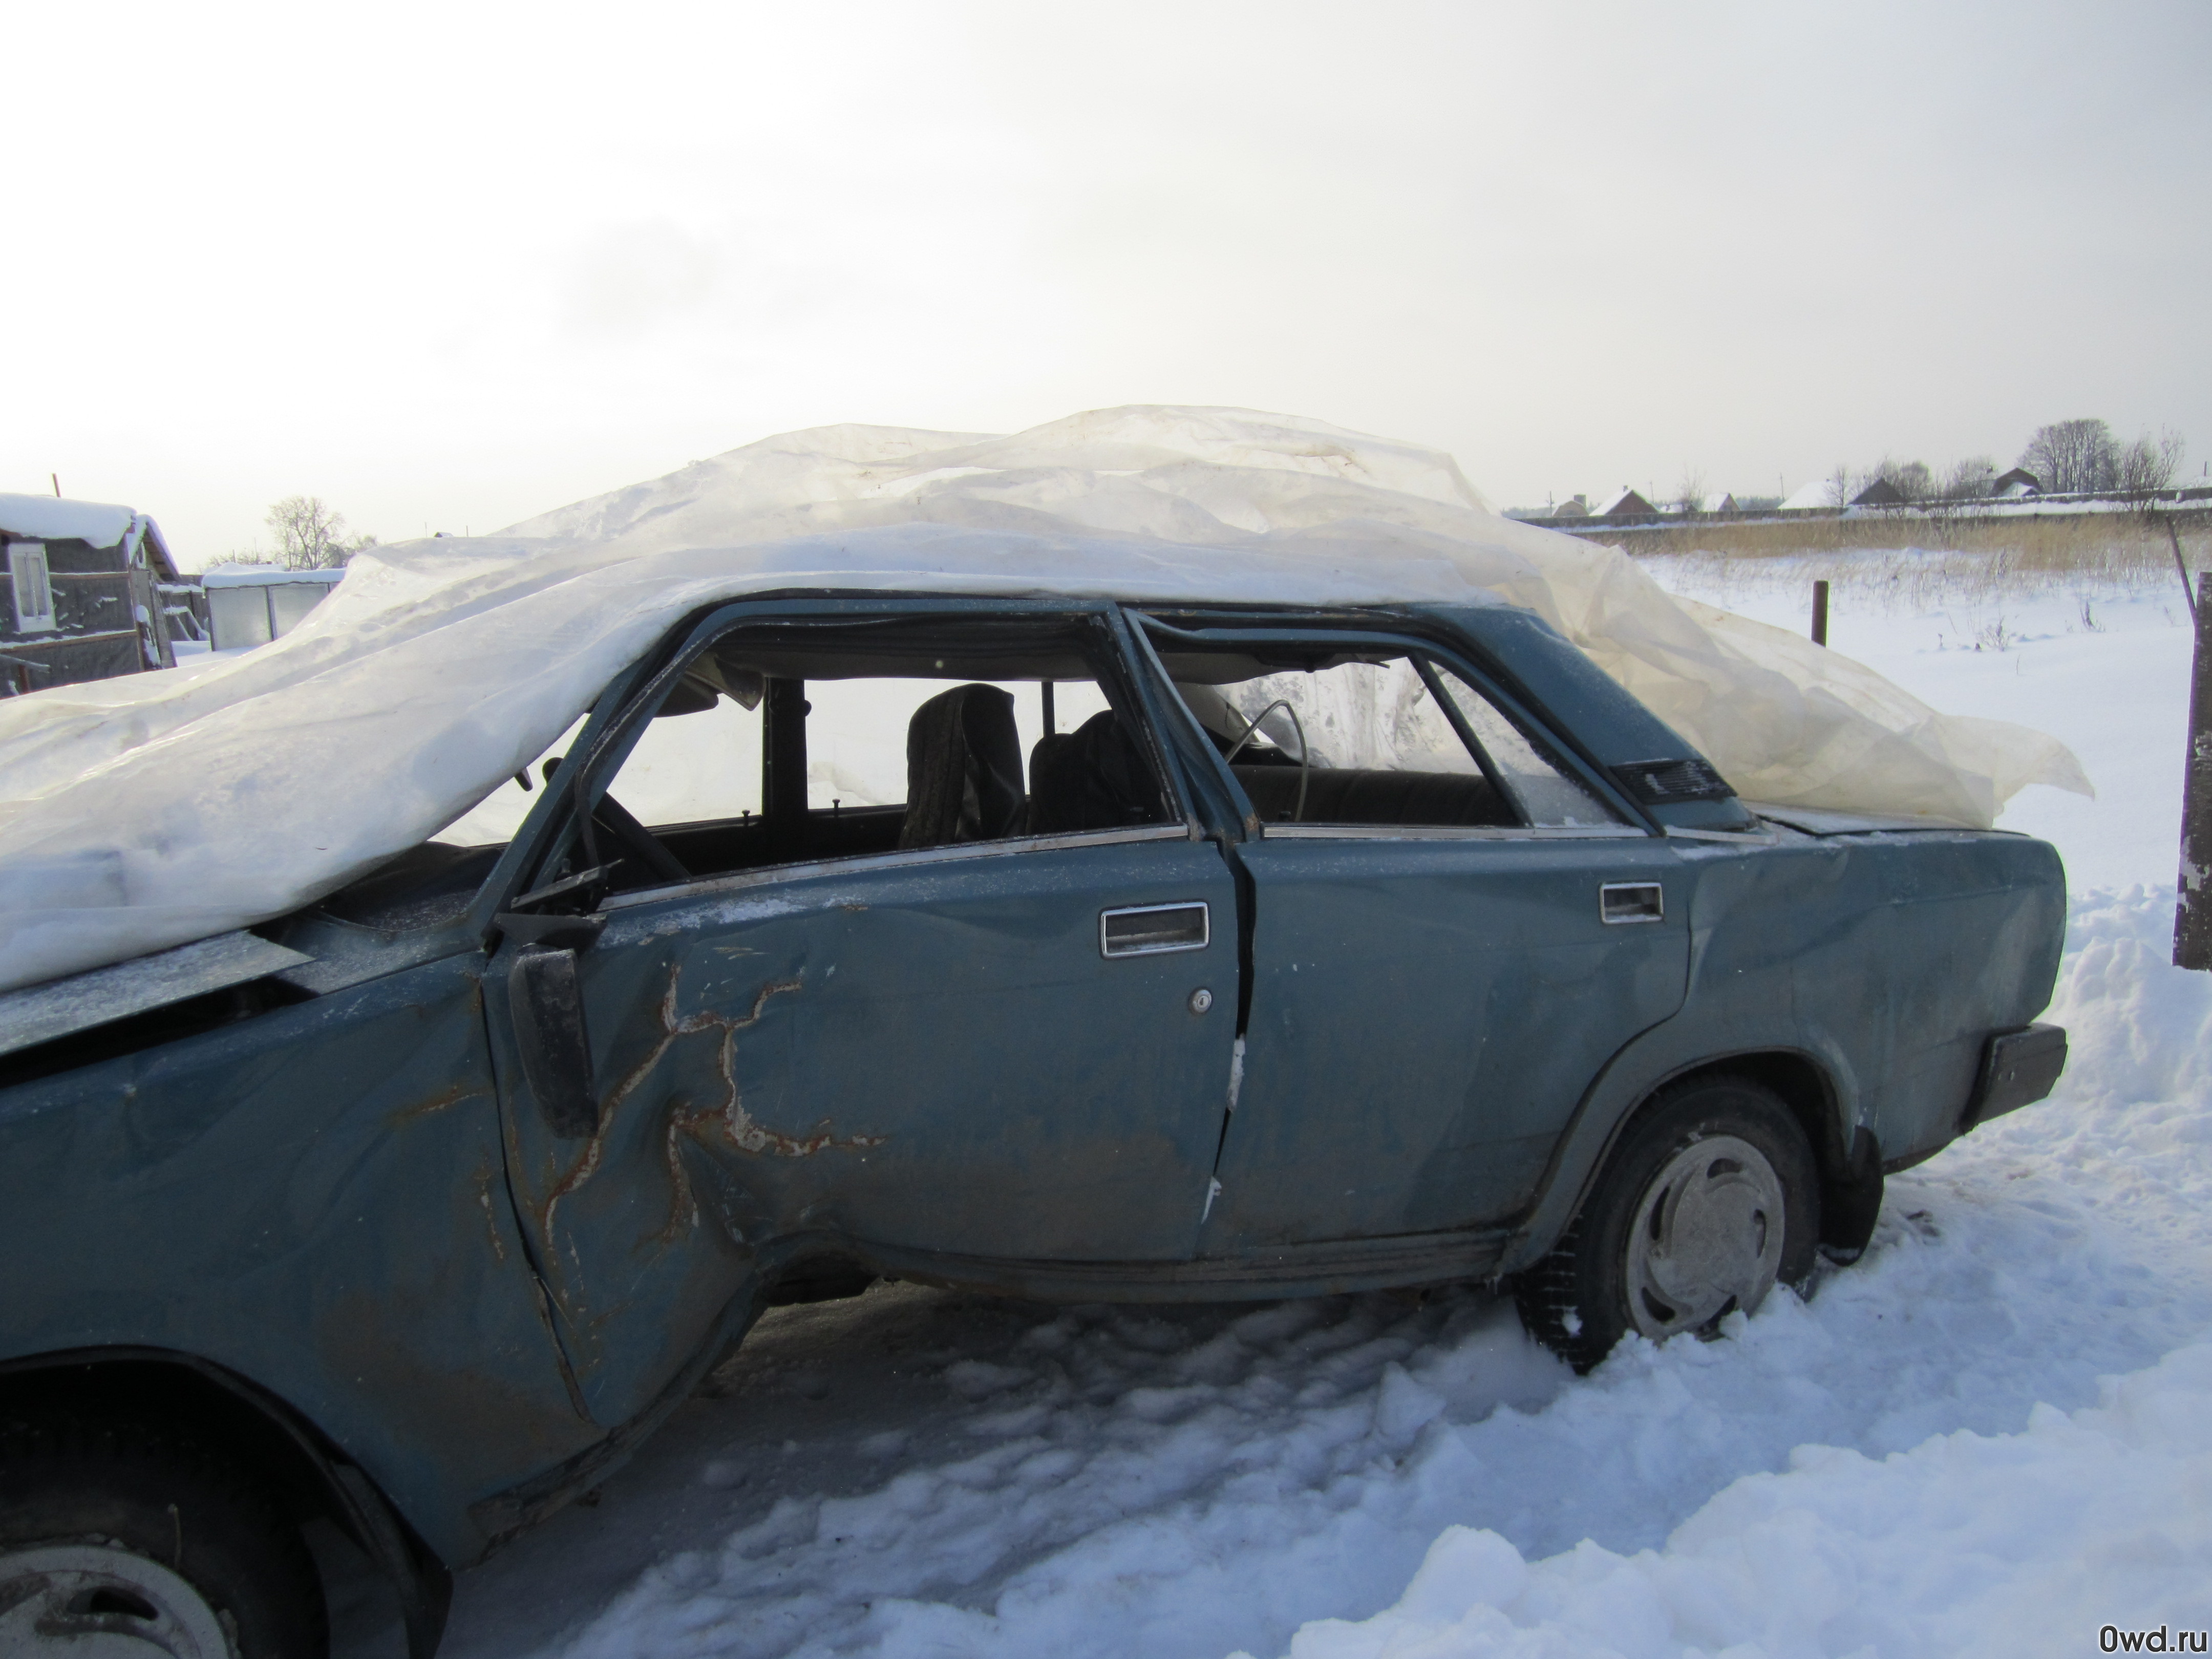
[483,602,1239,1428]
[1140,626,1694,1254]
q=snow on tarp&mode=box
[0,407,2089,995]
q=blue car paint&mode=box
[485,831,1240,1432]
[0,592,2068,1642]
[1209,831,1693,1250]
[0,951,598,1566]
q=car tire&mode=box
[0,1414,328,1659]
[1515,1075,1821,1374]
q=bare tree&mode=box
[266,497,375,569]
[1941,456,1998,500]
[2019,419,2118,495]
[1825,463,1856,508]
[1873,457,1933,501]
[2115,428,2187,494]
[1674,467,1709,514]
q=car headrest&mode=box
[899,684,1026,848]
[1029,710,1160,835]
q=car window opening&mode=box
[543,616,1176,902]
[1159,646,1623,831]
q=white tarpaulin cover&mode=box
[0,407,2088,995]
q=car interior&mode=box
[1153,641,1615,832]
[526,613,1179,904]
[321,615,1622,933]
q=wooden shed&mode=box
[2,495,198,695]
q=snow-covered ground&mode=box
[339,556,2212,1659]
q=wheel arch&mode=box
[1501,1041,1882,1278]
[0,1347,452,1659]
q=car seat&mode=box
[1029,710,1160,834]
[899,684,1027,848]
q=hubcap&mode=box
[1624,1133,1786,1341]
[0,1544,234,1658]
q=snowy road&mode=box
[341,571,2212,1658]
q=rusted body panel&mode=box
[0,591,2068,1622]
[0,954,597,1565]
[486,832,1239,1429]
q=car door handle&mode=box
[1600,882,1664,924]
[1100,902,1210,957]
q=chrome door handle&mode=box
[1100,902,1210,957]
[1600,882,1664,924]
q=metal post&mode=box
[2178,573,2212,970]
[762,676,810,864]
[2161,514,2198,624]
[1811,580,1830,647]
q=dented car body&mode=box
[0,592,2068,1653]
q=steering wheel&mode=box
[593,790,692,885]
[543,756,692,889]
[1223,698,1312,823]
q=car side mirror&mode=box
[507,947,598,1138]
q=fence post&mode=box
[1811,580,1830,647]
[2178,571,2212,969]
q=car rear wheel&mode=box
[1516,1075,1820,1373]
[0,1416,327,1658]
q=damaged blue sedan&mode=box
[0,590,2067,1657]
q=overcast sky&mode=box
[9,1,2208,565]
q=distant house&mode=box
[1678,492,1736,514]
[1991,467,2041,499]
[1779,479,1838,511]
[1549,495,1590,519]
[1593,486,1657,517]
[1850,477,1908,508]
[2,494,197,695]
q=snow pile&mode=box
[1268,884,2212,1659]
[1273,1343,2212,1659]
[0,407,2086,993]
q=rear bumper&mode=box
[1961,1023,2068,1132]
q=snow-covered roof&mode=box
[201,565,350,589]
[0,494,179,579]
[0,493,138,549]
[0,406,2087,994]
[1593,487,1655,517]
[1780,479,1839,511]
